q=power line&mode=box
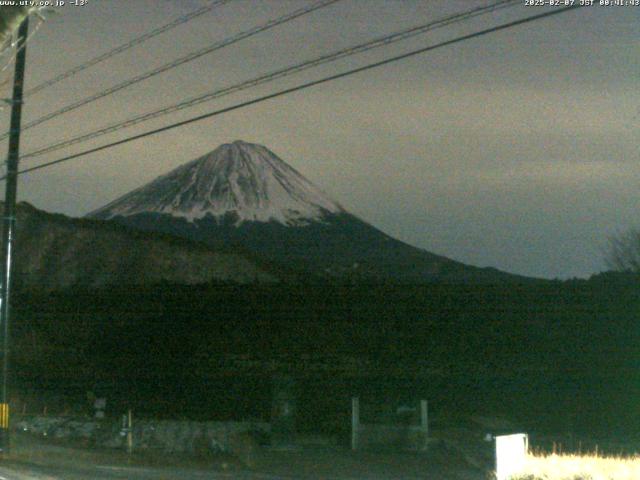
[22,0,233,97]
[21,0,519,161]
[0,0,341,143]
[7,5,582,180]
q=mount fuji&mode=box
[89,141,524,283]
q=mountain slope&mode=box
[7,202,277,291]
[90,140,531,284]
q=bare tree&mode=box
[605,228,640,273]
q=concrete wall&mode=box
[357,424,427,451]
[14,415,270,454]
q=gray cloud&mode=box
[2,0,637,279]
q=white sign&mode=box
[495,433,528,480]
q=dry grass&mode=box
[511,452,640,480]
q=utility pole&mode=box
[0,15,29,454]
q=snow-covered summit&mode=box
[89,140,343,226]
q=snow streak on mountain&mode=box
[90,141,343,226]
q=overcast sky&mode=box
[0,0,637,279]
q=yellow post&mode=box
[0,403,8,429]
[0,402,9,453]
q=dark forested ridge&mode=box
[6,202,279,290]
[9,273,640,434]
